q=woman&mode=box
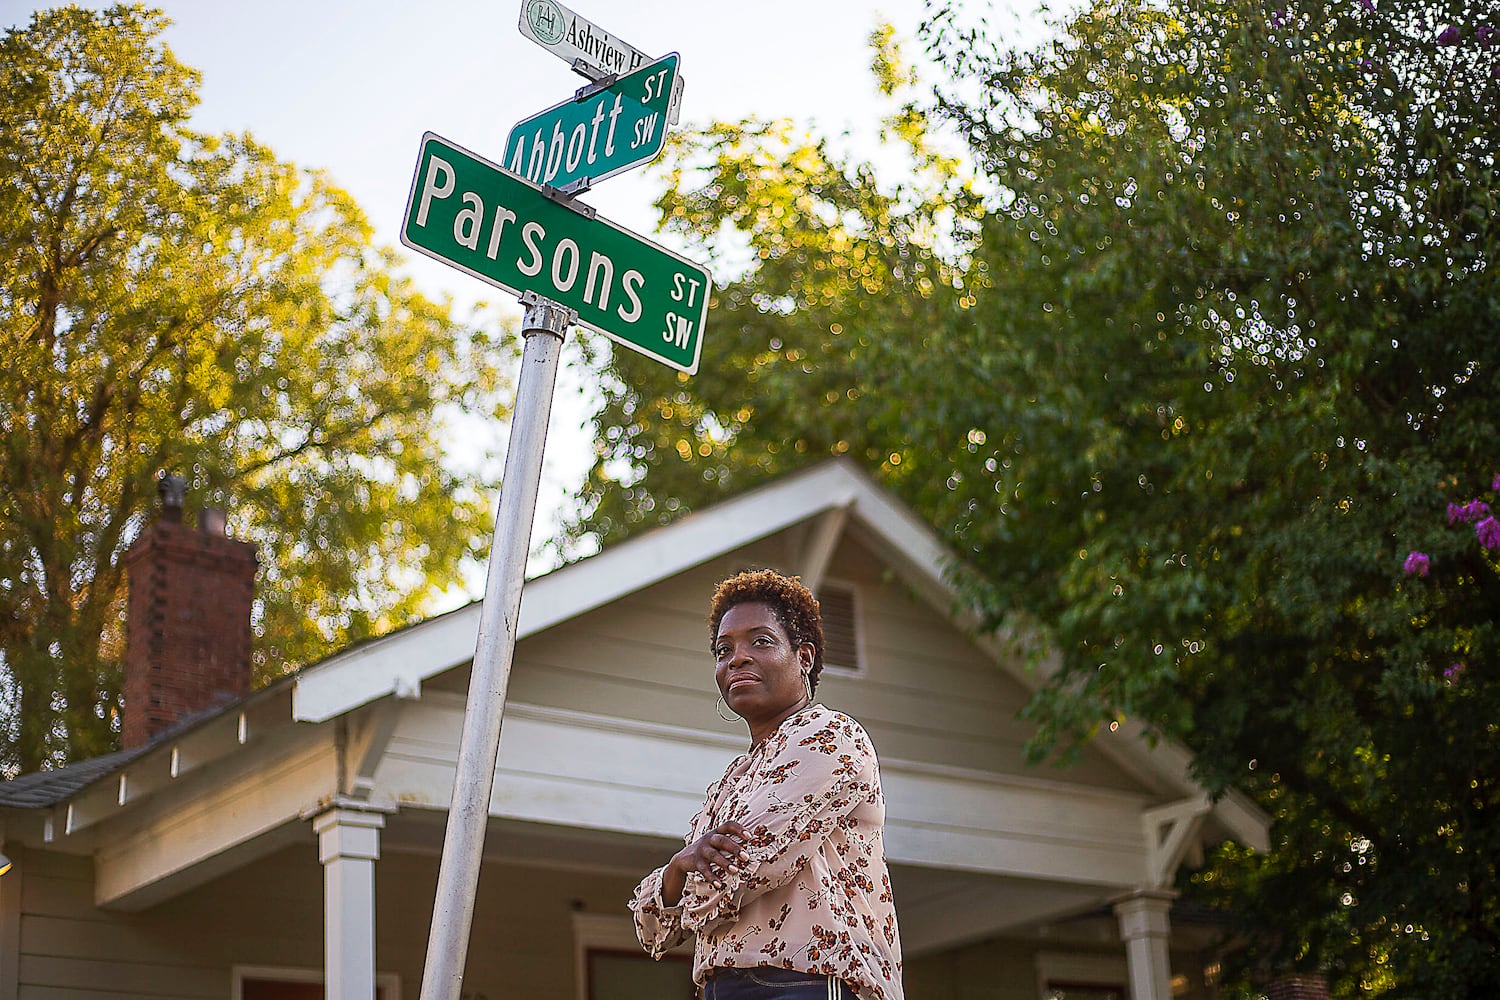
[630,569,904,1000]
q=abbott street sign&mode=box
[402,132,709,374]
[504,53,678,191]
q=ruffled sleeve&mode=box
[629,863,688,957]
[678,710,878,935]
[629,771,725,957]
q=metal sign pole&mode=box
[418,293,574,1000]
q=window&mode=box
[574,913,693,1000]
[816,581,862,674]
[231,966,400,1000]
[586,948,695,1000]
[241,984,324,1000]
[1035,953,1129,1000]
[1045,985,1125,1000]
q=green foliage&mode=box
[0,5,513,774]
[568,27,981,546]
[573,0,1499,992]
[920,0,1498,990]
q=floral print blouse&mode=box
[630,705,903,1000]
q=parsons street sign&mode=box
[401,132,709,374]
[504,53,678,191]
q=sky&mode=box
[5,0,1045,583]
[4,0,952,297]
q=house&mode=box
[0,459,1268,999]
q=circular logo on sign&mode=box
[525,0,566,45]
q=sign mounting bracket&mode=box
[541,183,596,216]
[574,73,620,101]
[570,57,610,82]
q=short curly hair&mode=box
[708,569,826,694]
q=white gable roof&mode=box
[291,459,927,723]
[288,457,1268,850]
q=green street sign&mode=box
[504,53,679,191]
[401,132,709,373]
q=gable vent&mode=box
[817,582,861,672]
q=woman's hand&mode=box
[661,821,750,905]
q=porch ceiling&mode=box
[378,809,1131,959]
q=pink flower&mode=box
[1492,471,1500,491]
[1437,25,1461,45]
[1478,25,1497,47]
[1403,551,1431,576]
[1358,0,1375,10]
[1477,516,1500,551]
[1449,499,1491,525]
[1445,663,1464,682]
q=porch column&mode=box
[313,803,389,999]
[1112,889,1175,1000]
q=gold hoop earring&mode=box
[715,696,738,722]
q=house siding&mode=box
[14,847,232,998]
[1,842,657,1000]
[0,464,1253,999]
[1,841,1214,1000]
[443,531,1146,793]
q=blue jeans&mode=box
[702,966,855,1000]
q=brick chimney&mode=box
[121,474,258,748]
[1267,974,1331,1000]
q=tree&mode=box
[0,5,512,775]
[920,0,1498,991]
[568,26,979,548]
[573,0,1499,992]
